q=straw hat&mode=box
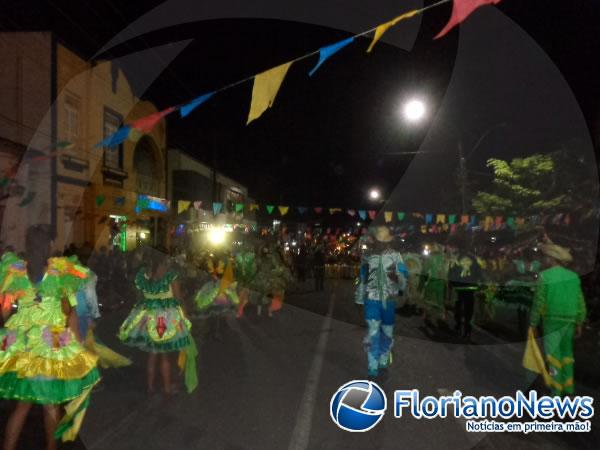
[373,226,393,243]
[539,243,572,263]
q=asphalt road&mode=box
[1,279,599,449]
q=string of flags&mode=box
[91,0,500,148]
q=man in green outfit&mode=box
[530,243,587,396]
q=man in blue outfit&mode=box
[356,226,407,377]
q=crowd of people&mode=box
[0,223,595,449]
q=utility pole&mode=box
[458,141,467,215]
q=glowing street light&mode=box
[369,189,381,201]
[403,98,426,123]
[207,228,226,246]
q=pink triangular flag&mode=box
[131,107,176,133]
[368,210,377,220]
[435,0,501,39]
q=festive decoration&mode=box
[131,107,176,134]
[368,210,377,220]
[95,195,105,207]
[247,62,293,124]
[193,201,203,210]
[213,202,223,216]
[367,9,420,53]
[249,203,259,212]
[397,212,405,221]
[95,126,131,148]
[347,209,356,216]
[384,212,393,223]
[358,210,367,221]
[178,200,191,214]
[278,206,289,216]
[266,205,275,215]
[436,214,446,224]
[329,208,342,215]
[314,207,323,214]
[235,203,245,213]
[297,206,308,214]
[180,92,214,118]
[425,214,433,224]
[434,0,501,39]
[309,37,355,76]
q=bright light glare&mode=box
[369,189,381,200]
[140,232,147,239]
[403,99,426,122]
[208,228,226,246]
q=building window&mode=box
[64,94,80,145]
[103,108,123,170]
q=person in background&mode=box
[312,245,325,292]
[530,243,587,397]
[355,226,407,377]
[448,241,482,340]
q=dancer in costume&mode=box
[118,249,197,394]
[252,246,292,317]
[268,246,293,315]
[194,253,239,318]
[530,243,586,396]
[234,245,257,318]
[0,226,100,450]
[355,227,407,377]
[402,251,424,316]
[422,243,448,326]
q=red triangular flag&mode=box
[434,0,501,39]
[368,210,377,220]
[314,207,323,214]
[131,107,176,134]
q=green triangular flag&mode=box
[397,212,405,221]
[507,217,516,229]
[18,191,35,207]
[448,214,457,224]
[235,203,244,213]
[266,205,275,214]
[95,195,105,207]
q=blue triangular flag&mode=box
[213,202,223,216]
[297,207,308,214]
[95,126,131,148]
[425,214,433,224]
[309,37,355,77]
[180,92,215,118]
[358,210,367,221]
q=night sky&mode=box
[2,0,599,212]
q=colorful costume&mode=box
[530,266,586,396]
[0,256,100,441]
[403,253,423,311]
[422,251,447,320]
[356,248,407,376]
[234,251,257,318]
[119,268,197,392]
[194,257,239,318]
[252,251,293,313]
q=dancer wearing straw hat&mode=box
[530,242,586,396]
[355,226,407,377]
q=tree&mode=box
[472,151,597,216]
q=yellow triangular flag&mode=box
[249,203,259,211]
[178,200,191,214]
[522,328,552,387]
[367,9,420,53]
[436,214,446,224]
[247,62,293,124]
[384,211,393,223]
[278,206,289,216]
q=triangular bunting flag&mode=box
[193,201,203,210]
[131,107,176,134]
[18,191,35,207]
[95,125,131,148]
[247,62,293,124]
[278,206,289,216]
[420,225,428,234]
[368,210,377,220]
[178,200,191,214]
[506,217,515,229]
[95,195,105,207]
[397,212,405,221]
[425,214,433,224]
[235,203,244,213]
[297,206,308,214]
[358,210,367,220]
[367,9,420,53]
[329,208,342,215]
[314,207,323,214]
[309,37,355,76]
[213,202,223,216]
[434,0,502,39]
[436,214,446,224]
[448,214,457,224]
[266,205,275,215]
[384,211,393,223]
[347,209,356,216]
[180,92,214,118]
[450,224,458,233]
[249,204,259,212]
[461,215,469,224]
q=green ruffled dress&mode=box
[118,269,192,353]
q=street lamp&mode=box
[402,98,426,123]
[369,188,381,201]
